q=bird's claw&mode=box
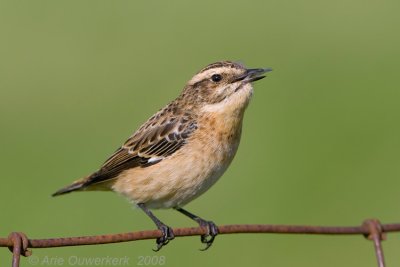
[199,220,218,251]
[153,224,175,252]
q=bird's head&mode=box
[181,61,271,113]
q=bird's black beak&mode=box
[232,68,273,83]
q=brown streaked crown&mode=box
[197,61,245,74]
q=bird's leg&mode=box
[138,203,174,251]
[175,207,218,250]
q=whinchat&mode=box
[53,61,271,251]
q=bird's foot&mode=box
[198,220,218,251]
[153,224,175,252]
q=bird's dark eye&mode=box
[211,74,222,82]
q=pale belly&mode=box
[111,118,243,209]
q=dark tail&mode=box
[52,181,85,197]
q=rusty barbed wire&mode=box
[363,219,386,267]
[1,219,399,267]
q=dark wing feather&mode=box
[82,114,197,186]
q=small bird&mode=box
[53,61,271,251]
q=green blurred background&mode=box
[1,0,400,266]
